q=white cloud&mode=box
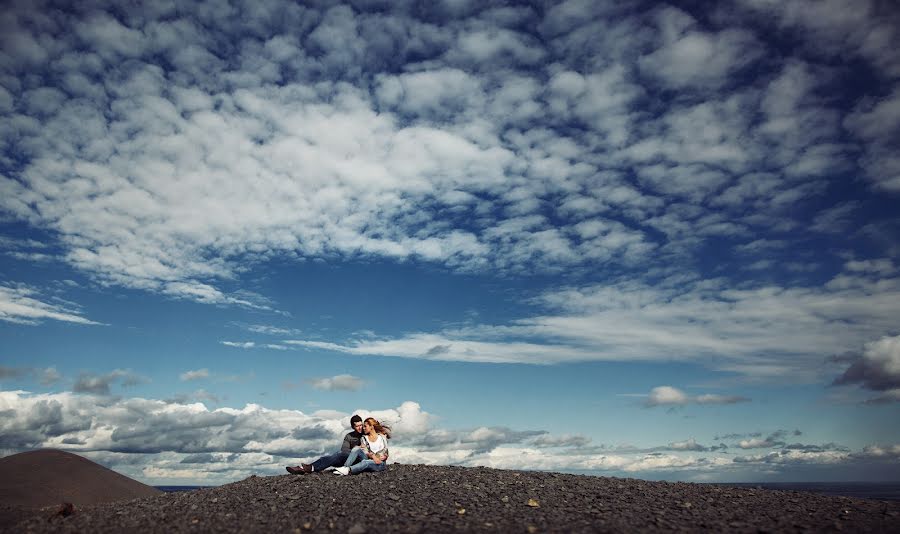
[845,87,900,191]
[306,374,365,392]
[221,341,256,349]
[375,68,483,116]
[451,28,545,66]
[644,386,750,408]
[738,437,776,449]
[667,438,706,452]
[180,369,210,382]
[639,7,762,89]
[37,367,61,386]
[0,284,101,326]
[645,386,690,407]
[281,273,900,381]
[243,324,303,336]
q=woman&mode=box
[334,417,390,475]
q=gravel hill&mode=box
[7,464,900,533]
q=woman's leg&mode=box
[343,447,366,467]
[349,460,386,475]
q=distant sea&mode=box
[155,486,212,493]
[715,482,900,501]
[156,482,900,501]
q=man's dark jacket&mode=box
[340,431,363,453]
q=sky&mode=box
[1,0,899,485]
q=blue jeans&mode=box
[312,451,350,472]
[343,447,386,474]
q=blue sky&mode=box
[1,0,899,485]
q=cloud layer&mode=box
[2,389,895,484]
[242,271,900,382]
[1,1,897,391]
[1,0,897,305]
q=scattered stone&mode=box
[52,502,76,520]
[7,464,900,533]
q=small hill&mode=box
[0,449,161,509]
[7,463,900,533]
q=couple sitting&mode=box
[286,414,390,476]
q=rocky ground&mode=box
[7,464,900,533]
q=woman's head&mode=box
[364,417,391,438]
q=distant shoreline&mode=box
[713,481,900,501]
[154,486,214,493]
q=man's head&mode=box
[350,414,363,433]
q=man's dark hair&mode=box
[350,414,362,425]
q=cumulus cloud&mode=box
[306,374,365,392]
[832,335,900,394]
[645,386,690,407]
[639,7,762,90]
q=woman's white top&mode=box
[364,433,387,454]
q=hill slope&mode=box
[0,449,161,508]
[7,463,900,533]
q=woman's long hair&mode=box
[364,417,392,439]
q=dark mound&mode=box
[8,464,900,533]
[0,449,161,528]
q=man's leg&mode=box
[311,451,349,472]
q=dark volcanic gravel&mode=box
[8,465,900,533]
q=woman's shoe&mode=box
[333,466,350,476]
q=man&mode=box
[287,414,368,474]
